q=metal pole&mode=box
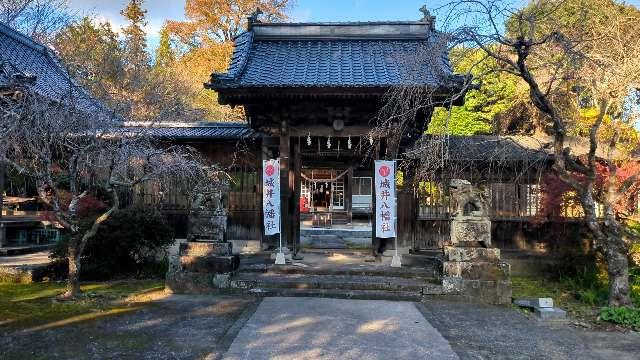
[275,158,286,265]
[391,160,401,267]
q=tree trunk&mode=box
[580,188,632,306]
[604,229,631,306]
[62,238,82,299]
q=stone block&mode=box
[534,307,567,321]
[451,218,491,245]
[165,271,232,293]
[270,247,293,261]
[180,242,232,257]
[230,240,261,254]
[382,247,411,257]
[443,261,510,281]
[514,297,554,309]
[180,254,239,273]
[442,277,512,305]
[444,246,500,262]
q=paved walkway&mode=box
[223,297,458,360]
[0,251,51,267]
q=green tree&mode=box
[155,27,175,70]
[53,17,124,108]
[161,0,294,121]
[120,0,150,89]
[451,0,640,305]
[428,49,519,135]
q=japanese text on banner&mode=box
[263,159,280,235]
[374,160,396,238]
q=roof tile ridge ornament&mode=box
[247,7,263,30]
[419,5,436,31]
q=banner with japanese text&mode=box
[374,160,396,238]
[263,159,280,235]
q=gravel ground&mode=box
[417,300,640,360]
[1,294,257,360]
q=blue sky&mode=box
[66,1,639,127]
[68,0,640,49]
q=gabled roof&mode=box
[0,22,110,116]
[206,21,459,92]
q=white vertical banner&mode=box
[263,159,280,235]
[375,160,396,238]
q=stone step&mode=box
[300,229,371,237]
[239,263,440,281]
[179,241,232,257]
[244,288,425,302]
[309,235,347,249]
[231,273,441,293]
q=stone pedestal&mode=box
[442,246,512,304]
[166,241,240,293]
[442,180,512,305]
[165,199,239,293]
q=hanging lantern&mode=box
[307,132,311,146]
[347,135,352,150]
[327,136,331,149]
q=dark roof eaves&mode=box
[0,22,47,54]
[253,21,429,26]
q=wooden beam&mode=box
[346,165,353,223]
[292,140,302,254]
[279,120,291,249]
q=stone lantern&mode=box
[442,179,512,304]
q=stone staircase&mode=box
[300,228,372,248]
[230,258,443,301]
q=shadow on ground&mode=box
[417,301,640,360]
[0,294,257,360]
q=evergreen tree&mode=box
[54,17,124,109]
[120,0,150,88]
[428,49,519,136]
[155,27,175,70]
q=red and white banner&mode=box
[263,159,280,235]
[374,160,396,238]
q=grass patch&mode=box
[513,266,640,328]
[0,279,164,330]
[512,275,601,320]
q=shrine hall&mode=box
[131,12,554,254]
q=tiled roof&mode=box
[123,122,256,139]
[208,22,455,89]
[0,22,109,115]
[412,135,552,163]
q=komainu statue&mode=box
[188,188,227,242]
[448,179,491,247]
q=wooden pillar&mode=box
[279,121,291,249]
[371,143,380,254]
[257,139,265,246]
[0,163,5,247]
[345,165,353,224]
[292,140,301,253]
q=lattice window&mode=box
[331,180,344,209]
[417,181,449,219]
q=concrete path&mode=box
[223,297,458,360]
[0,251,52,266]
